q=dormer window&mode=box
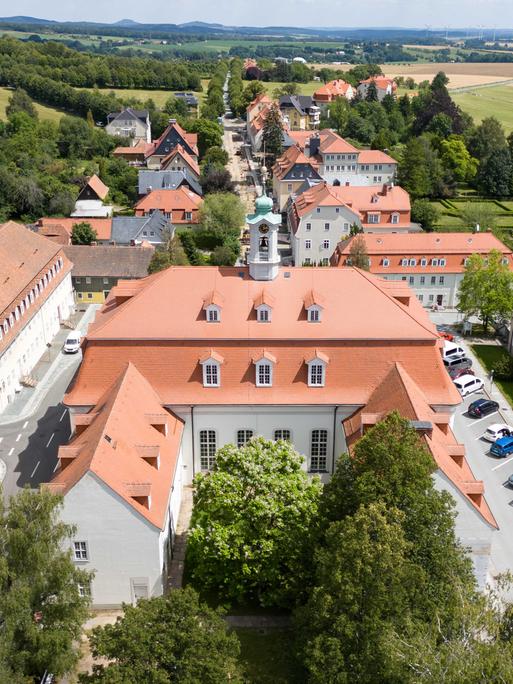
[383,258,390,267]
[206,305,220,322]
[308,306,321,322]
[257,305,271,322]
[203,291,223,322]
[200,351,224,387]
[306,352,329,387]
[391,213,399,224]
[253,351,276,387]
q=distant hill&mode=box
[1,15,57,25]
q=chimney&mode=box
[308,134,321,158]
[345,181,350,187]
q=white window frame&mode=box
[237,429,254,448]
[73,541,89,562]
[305,222,312,231]
[256,304,271,323]
[310,429,328,472]
[308,359,326,387]
[324,223,330,231]
[205,305,220,322]
[408,258,417,266]
[307,305,322,323]
[255,360,273,387]
[420,258,427,267]
[202,361,220,387]
[383,258,390,267]
[391,213,399,224]
[368,213,380,224]
[401,258,408,267]
[305,239,312,250]
[322,239,330,250]
[274,429,291,441]
[439,258,446,267]
[199,429,217,470]
[431,258,439,266]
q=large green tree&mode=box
[147,234,189,274]
[477,147,513,197]
[468,116,507,162]
[458,249,513,331]
[0,488,91,680]
[71,222,98,245]
[198,191,245,243]
[6,88,38,119]
[261,103,284,160]
[187,437,322,607]
[440,135,478,183]
[80,588,241,683]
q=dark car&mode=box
[449,366,475,380]
[444,356,472,371]
[468,398,499,418]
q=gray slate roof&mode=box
[174,92,199,106]
[63,245,154,278]
[138,170,203,197]
[107,108,149,125]
[111,210,172,246]
[279,95,315,115]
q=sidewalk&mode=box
[0,304,99,427]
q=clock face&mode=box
[259,225,269,234]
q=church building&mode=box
[48,196,497,607]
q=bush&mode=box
[493,355,513,380]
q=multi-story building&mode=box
[272,145,323,211]
[282,129,398,186]
[246,92,274,153]
[59,198,497,599]
[105,108,151,144]
[159,144,201,182]
[332,232,513,309]
[288,181,414,266]
[134,186,203,224]
[144,120,199,170]
[278,95,320,130]
[35,217,113,245]
[0,222,74,412]
[313,79,355,112]
[357,76,397,101]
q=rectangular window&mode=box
[73,541,88,561]
[287,184,293,192]
[208,308,218,322]
[257,363,272,386]
[418,294,424,302]
[420,276,425,284]
[431,276,436,284]
[391,214,399,224]
[309,363,324,386]
[306,222,312,231]
[304,258,311,265]
[85,277,91,284]
[274,429,291,441]
[431,259,439,266]
[409,276,414,285]
[237,429,254,448]
[316,207,321,213]
[305,239,312,250]
[401,258,408,267]
[383,258,390,267]
[322,240,330,250]
[408,259,416,266]
[78,581,91,598]
[103,277,109,284]
[199,430,216,470]
[324,223,330,231]
[429,294,434,302]
[204,363,219,387]
[420,258,427,267]
[258,308,269,322]
[440,258,446,267]
[368,214,380,224]
[185,212,192,221]
[335,208,340,213]
[310,429,328,472]
[439,276,445,284]
[87,293,93,300]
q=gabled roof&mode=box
[329,184,410,213]
[36,217,113,242]
[84,175,109,201]
[107,108,149,125]
[272,145,321,181]
[46,363,184,529]
[246,92,273,113]
[359,76,397,90]
[314,79,353,99]
[342,363,497,529]
[148,121,198,159]
[284,128,359,156]
[113,141,154,157]
[134,187,203,218]
[111,211,171,245]
[357,149,397,165]
[138,170,202,197]
[63,245,154,278]
[160,144,201,177]
[279,95,315,115]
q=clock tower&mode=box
[247,194,282,281]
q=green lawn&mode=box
[258,81,319,97]
[453,85,513,133]
[235,628,302,683]
[0,86,65,122]
[471,344,513,407]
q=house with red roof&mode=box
[357,76,397,101]
[59,198,497,598]
[272,145,323,210]
[159,143,201,181]
[288,181,414,266]
[134,186,203,224]
[72,175,113,219]
[145,120,198,170]
[313,79,355,110]
[246,92,274,152]
[332,231,513,309]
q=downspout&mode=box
[331,405,337,476]
[191,405,196,479]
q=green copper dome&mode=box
[255,194,273,215]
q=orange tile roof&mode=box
[64,266,460,410]
[113,141,154,157]
[134,187,203,221]
[249,105,272,134]
[360,76,397,91]
[36,222,71,246]
[335,232,513,273]
[314,79,352,100]
[330,184,410,212]
[272,145,319,180]
[86,174,109,201]
[343,362,496,528]
[46,363,184,529]
[246,92,273,114]
[37,218,113,242]
[160,144,200,177]
[357,149,397,164]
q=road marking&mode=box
[0,437,3,444]
[22,421,28,429]
[463,413,498,426]
[46,432,55,448]
[59,410,67,422]
[15,433,21,442]
[53,461,60,473]
[31,461,40,478]
[8,447,14,456]
[492,456,513,471]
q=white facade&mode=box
[357,81,394,101]
[71,200,113,219]
[319,157,397,186]
[105,113,151,144]
[63,448,183,608]
[291,205,359,266]
[0,274,74,413]
[380,271,462,309]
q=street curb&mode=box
[0,459,6,484]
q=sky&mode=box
[5,0,513,29]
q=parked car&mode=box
[63,331,81,354]
[438,331,454,342]
[491,436,513,458]
[468,398,500,418]
[453,375,484,397]
[442,341,466,362]
[445,356,473,371]
[507,473,513,488]
[448,366,475,380]
[483,423,512,442]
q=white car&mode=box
[483,423,512,442]
[453,375,484,397]
[63,331,81,354]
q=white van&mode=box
[442,341,466,362]
[453,375,484,397]
[63,331,81,354]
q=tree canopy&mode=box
[71,222,97,245]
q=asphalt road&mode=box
[0,353,82,500]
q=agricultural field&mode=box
[381,62,513,89]
[83,86,206,108]
[453,84,513,132]
[258,81,319,97]
[0,86,64,122]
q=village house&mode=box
[287,181,414,266]
[105,108,152,144]
[173,92,199,116]
[71,175,113,219]
[34,217,113,245]
[63,244,155,304]
[357,76,397,101]
[272,145,323,211]
[281,128,398,185]
[59,197,497,597]
[278,95,320,130]
[332,232,513,309]
[159,144,201,182]
[134,186,203,224]
[144,120,199,170]
[313,79,355,111]
[246,92,274,152]
[137,169,202,198]
[111,211,172,247]
[112,140,154,166]
[0,222,74,413]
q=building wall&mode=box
[274,179,316,211]
[291,206,358,266]
[106,118,150,144]
[163,156,200,182]
[320,161,396,185]
[0,275,74,412]
[73,276,117,305]
[357,83,392,101]
[62,473,163,608]
[379,272,462,308]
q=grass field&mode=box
[0,86,64,122]
[471,345,513,406]
[453,84,513,132]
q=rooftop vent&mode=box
[284,272,291,278]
